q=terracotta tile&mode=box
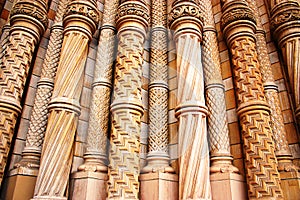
[284,123,299,144]
[225,89,236,110]
[228,122,241,145]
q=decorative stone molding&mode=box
[0,0,48,185]
[169,0,211,199]
[31,0,99,199]
[107,0,149,199]
[222,0,283,199]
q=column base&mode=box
[210,172,247,200]
[280,170,300,200]
[31,197,67,200]
[139,172,178,200]
[69,171,108,200]
[5,168,38,200]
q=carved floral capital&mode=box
[169,2,203,26]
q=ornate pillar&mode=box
[107,0,149,199]
[5,1,68,199]
[269,1,300,199]
[198,0,247,199]
[221,0,283,199]
[169,1,211,199]
[139,0,178,199]
[70,0,119,199]
[271,1,300,124]
[0,0,48,185]
[31,0,99,199]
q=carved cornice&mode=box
[10,0,48,36]
[221,1,256,30]
[116,1,149,31]
[271,2,300,30]
[64,0,100,36]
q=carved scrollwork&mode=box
[10,0,48,33]
[116,1,149,28]
[64,0,99,29]
[221,2,256,30]
[270,2,300,31]
[169,3,203,24]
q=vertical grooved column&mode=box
[31,1,99,199]
[141,0,173,174]
[107,1,149,199]
[169,1,211,199]
[12,0,69,176]
[271,1,300,124]
[221,1,283,199]
[0,0,48,185]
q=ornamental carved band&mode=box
[170,1,211,199]
[221,1,283,199]
[0,0,47,185]
[32,0,99,199]
[108,1,149,199]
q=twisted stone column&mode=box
[11,0,69,177]
[107,1,149,199]
[169,1,211,199]
[221,0,283,199]
[141,0,173,174]
[71,1,119,199]
[271,1,300,124]
[32,0,99,199]
[0,0,48,185]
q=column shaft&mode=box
[32,1,99,199]
[169,1,211,199]
[107,1,149,199]
[0,0,48,184]
[221,1,283,199]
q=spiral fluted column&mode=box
[31,0,99,199]
[107,1,149,199]
[71,0,119,199]
[221,0,283,199]
[270,1,300,124]
[169,1,211,199]
[0,0,48,185]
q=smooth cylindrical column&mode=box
[221,0,283,199]
[32,0,99,199]
[169,1,211,199]
[107,1,149,199]
[0,0,48,185]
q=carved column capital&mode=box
[221,1,256,45]
[10,0,48,39]
[63,0,100,39]
[169,1,203,40]
[116,1,149,35]
[270,1,300,46]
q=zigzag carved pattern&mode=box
[0,108,18,181]
[108,109,141,199]
[113,32,144,101]
[231,38,266,104]
[0,25,10,69]
[148,87,168,152]
[240,111,283,198]
[108,30,144,199]
[0,30,37,183]
[231,37,283,198]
